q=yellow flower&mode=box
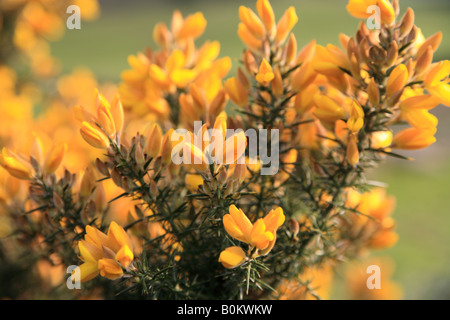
[275,7,298,44]
[223,205,285,253]
[183,139,210,174]
[277,264,334,300]
[224,77,248,107]
[185,173,204,192]
[144,123,163,159]
[181,115,247,174]
[95,90,117,137]
[80,121,111,149]
[77,89,125,148]
[424,60,450,106]
[312,93,346,123]
[367,78,380,107]
[239,6,265,40]
[386,64,409,98]
[370,131,393,150]
[238,22,263,51]
[344,187,398,249]
[0,148,33,180]
[345,257,403,300]
[291,61,317,92]
[219,205,285,269]
[73,221,134,282]
[176,12,207,40]
[218,246,247,269]
[74,0,100,21]
[391,127,436,150]
[347,99,364,133]
[255,58,274,86]
[399,94,441,111]
[43,142,67,175]
[346,133,359,167]
[256,0,275,35]
[346,0,395,25]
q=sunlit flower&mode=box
[255,58,274,86]
[220,205,285,268]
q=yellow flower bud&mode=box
[378,0,396,25]
[115,245,134,268]
[285,34,298,65]
[238,22,262,51]
[177,12,207,40]
[386,64,409,98]
[256,0,275,35]
[347,99,364,133]
[346,0,395,25]
[98,258,123,280]
[96,90,116,137]
[80,121,110,149]
[291,61,317,91]
[271,66,284,98]
[313,94,346,123]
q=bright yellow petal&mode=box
[98,258,123,280]
[223,205,253,243]
[115,244,134,268]
[218,246,247,269]
[107,221,133,253]
[250,219,273,250]
[79,239,104,263]
[263,207,285,232]
[77,261,100,283]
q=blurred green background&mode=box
[51,0,450,299]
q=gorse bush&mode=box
[0,0,448,300]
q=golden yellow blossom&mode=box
[218,246,247,269]
[80,121,111,149]
[392,127,436,150]
[73,221,134,282]
[222,205,285,254]
[346,0,395,25]
[275,7,298,44]
[255,58,274,86]
[0,148,33,180]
